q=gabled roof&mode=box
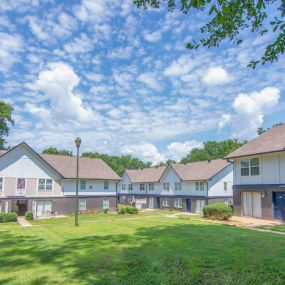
[225,125,285,159]
[125,166,167,183]
[0,142,121,180]
[171,159,231,181]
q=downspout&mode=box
[116,181,118,209]
[146,183,148,208]
[206,180,209,204]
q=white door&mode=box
[148,197,154,208]
[242,192,262,218]
[5,201,8,213]
[36,201,52,217]
[103,198,109,209]
[196,200,205,214]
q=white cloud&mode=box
[219,87,281,139]
[121,143,165,165]
[202,67,231,85]
[166,140,203,161]
[36,62,96,122]
[137,72,162,91]
[164,55,197,77]
[64,33,94,53]
[144,30,162,42]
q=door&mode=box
[274,192,285,221]
[157,197,160,208]
[196,200,205,214]
[17,200,28,216]
[36,201,52,217]
[148,197,154,209]
[242,192,262,218]
[186,199,191,212]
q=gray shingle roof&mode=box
[225,125,285,159]
[126,166,167,183]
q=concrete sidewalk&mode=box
[17,216,32,227]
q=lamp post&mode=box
[75,137,81,226]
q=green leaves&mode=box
[0,100,13,150]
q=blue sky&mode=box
[1,0,284,163]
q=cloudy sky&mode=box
[1,0,284,164]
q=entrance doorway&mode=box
[186,199,191,212]
[274,192,285,221]
[148,197,154,208]
[17,200,28,216]
[242,192,262,218]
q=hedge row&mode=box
[0,212,18,223]
[118,205,138,214]
[203,203,233,220]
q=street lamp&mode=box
[75,137,81,226]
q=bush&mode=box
[104,208,109,214]
[117,204,138,215]
[0,212,18,223]
[25,211,34,220]
[203,203,233,220]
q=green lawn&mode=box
[257,224,285,233]
[0,212,285,285]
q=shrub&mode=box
[25,211,34,220]
[117,204,138,214]
[0,212,18,223]
[203,203,233,220]
[104,208,109,214]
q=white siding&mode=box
[0,144,60,180]
[234,152,285,185]
[208,164,233,197]
[62,179,117,196]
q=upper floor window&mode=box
[195,182,204,192]
[17,178,25,190]
[241,158,260,176]
[104,181,109,190]
[174,197,182,208]
[122,184,126,191]
[128,184,133,191]
[148,183,154,191]
[175,182,182,191]
[0,178,3,190]
[80,180,86,190]
[38,179,53,191]
[163,182,170,191]
[224,182,228,192]
[140,183,145,191]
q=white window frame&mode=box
[175,182,182,191]
[174,197,182,208]
[17,178,26,190]
[80,180,86,190]
[224,182,228,192]
[104,181,109,190]
[0,177,3,191]
[38,178,53,191]
[122,184,126,191]
[240,158,260,176]
[103,197,109,209]
[128,184,133,191]
[128,195,134,203]
[163,182,170,191]
[162,197,169,207]
[120,196,126,203]
[140,183,145,191]
[79,199,86,211]
[148,183,154,191]
[195,181,204,192]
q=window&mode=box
[162,197,169,207]
[175,182,182,191]
[79,199,86,211]
[148,183,154,191]
[38,179,53,191]
[0,178,3,190]
[174,197,182,208]
[120,196,126,203]
[224,182,228,192]
[128,196,134,203]
[140,183,145,191]
[103,198,109,209]
[128,184,133,191]
[17,178,25,190]
[122,184,126,191]
[241,158,260,176]
[195,182,204,191]
[89,185,93,190]
[80,180,86,190]
[104,181,109,190]
[163,182,169,191]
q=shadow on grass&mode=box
[0,223,285,285]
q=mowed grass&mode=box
[0,213,285,285]
[257,224,285,233]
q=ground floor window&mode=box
[36,201,52,217]
[128,196,135,203]
[79,199,86,211]
[103,198,109,209]
[174,197,182,208]
[162,197,170,207]
[120,196,126,203]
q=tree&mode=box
[42,147,73,156]
[180,139,245,163]
[134,0,285,68]
[257,122,284,135]
[82,152,152,176]
[0,101,14,150]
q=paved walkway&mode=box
[17,216,32,227]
